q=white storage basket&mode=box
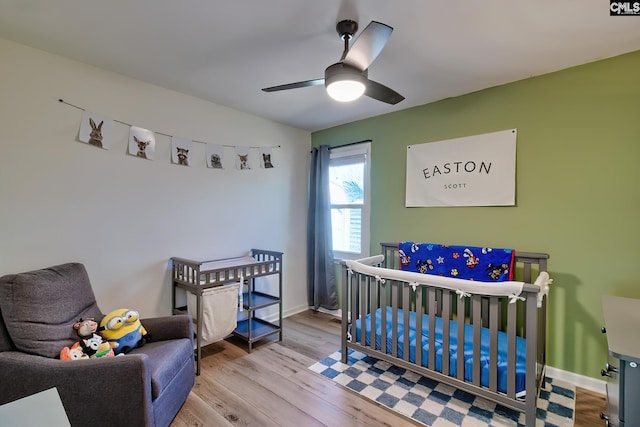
[187,282,239,346]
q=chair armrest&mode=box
[142,314,193,343]
[0,351,152,426]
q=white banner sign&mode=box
[405,129,516,207]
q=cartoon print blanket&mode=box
[398,242,515,282]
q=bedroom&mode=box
[0,1,639,426]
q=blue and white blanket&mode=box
[398,242,515,282]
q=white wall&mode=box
[0,38,311,318]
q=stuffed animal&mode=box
[73,317,99,340]
[99,308,149,355]
[91,342,115,358]
[60,317,117,360]
[77,334,115,358]
[60,345,89,361]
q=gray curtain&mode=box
[307,145,337,310]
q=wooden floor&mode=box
[171,310,606,426]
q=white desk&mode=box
[0,388,70,427]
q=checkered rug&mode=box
[309,350,575,426]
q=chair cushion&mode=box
[0,308,15,352]
[0,263,103,358]
[130,338,194,399]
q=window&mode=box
[329,142,371,259]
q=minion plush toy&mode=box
[99,308,149,354]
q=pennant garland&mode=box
[61,99,279,169]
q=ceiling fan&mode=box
[262,20,404,105]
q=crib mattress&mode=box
[354,307,526,396]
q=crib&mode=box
[341,242,550,427]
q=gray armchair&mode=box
[0,263,194,427]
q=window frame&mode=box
[329,142,371,260]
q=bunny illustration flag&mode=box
[206,144,225,169]
[79,111,113,150]
[128,126,156,160]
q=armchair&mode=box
[0,263,194,427]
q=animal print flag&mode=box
[171,137,192,167]
[260,147,275,169]
[79,111,113,150]
[206,144,225,169]
[128,126,155,160]
[235,146,251,170]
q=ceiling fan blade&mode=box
[365,79,405,105]
[262,79,324,92]
[343,21,393,71]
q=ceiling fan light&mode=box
[326,79,366,102]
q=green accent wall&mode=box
[312,50,640,379]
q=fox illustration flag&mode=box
[235,146,251,170]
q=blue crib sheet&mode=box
[354,307,527,396]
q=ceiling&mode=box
[1,1,639,132]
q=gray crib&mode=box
[341,242,549,427]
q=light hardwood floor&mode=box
[172,310,606,426]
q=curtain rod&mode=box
[329,139,372,150]
[310,139,372,153]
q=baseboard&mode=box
[546,365,606,395]
[282,305,343,319]
[283,304,312,318]
[313,307,342,318]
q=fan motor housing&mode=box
[336,20,358,39]
[324,62,367,88]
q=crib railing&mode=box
[341,243,549,426]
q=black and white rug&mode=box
[309,349,574,427]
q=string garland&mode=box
[58,98,280,149]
